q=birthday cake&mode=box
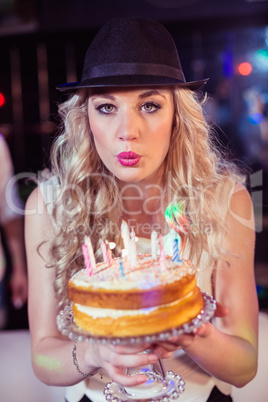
[68,254,203,337]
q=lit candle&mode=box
[121,220,130,250]
[82,243,92,276]
[172,238,181,262]
[158,233,166,270]
[119,256,124,278]
[100,240,107,262]
[106,241,115,266]
[128,228,137,267]
[121,248,128,258]
[83,236,96,276]
[151,230,158,260]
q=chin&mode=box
[116,174,144,184]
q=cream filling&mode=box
[74,291,193,319]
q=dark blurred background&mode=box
[0,0,267,329]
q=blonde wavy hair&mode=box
[46,87,244,306]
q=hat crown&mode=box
[82,17,182,77]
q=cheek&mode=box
[89,122,110,154]
[88,109,108,142]
[154,121,172,149]
[90,120,103,142]
[157,123,172,160]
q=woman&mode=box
[25,17,258,402]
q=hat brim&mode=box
[56,76,209,92]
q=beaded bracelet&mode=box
[72,338,102,378]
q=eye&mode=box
[141,102,161,113]
[96,103,116,114]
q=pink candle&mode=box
[83,236,96,276]
[82,243,92,276]
[100,240,107,262]
[105,240,113,266]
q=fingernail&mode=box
[137,374,148,384]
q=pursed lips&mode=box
[116,151,142,166]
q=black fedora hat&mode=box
[56,17,209,91]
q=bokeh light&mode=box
[255,49,268,70]
[248,112,264,125]
[0,92,5,107]
[238,62,252,76]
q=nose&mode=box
[117,110,139,141]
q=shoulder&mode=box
[227,183,254,232]
[220,183,255,263]
[26,175,60,218]
[25,186,43,212]
[39,175,60,204]
[25,186,49,223]
[25,183,53,214]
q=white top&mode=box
[39,176,232,402]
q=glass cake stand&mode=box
[57,293,216,401]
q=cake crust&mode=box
[69,274,196,310]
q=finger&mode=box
[105,363,148,386]
[109,351,159,369]
[167,333,195,348]
[152,344,175,355]
[108,343,151,355]
[153,335,195,353]
[215,302,229,317]
[194,322,212,337]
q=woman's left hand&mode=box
[152,301,229,356]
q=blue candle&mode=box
[119,257,124,278]
[172,238,181,262]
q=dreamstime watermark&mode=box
[4,169,264,233]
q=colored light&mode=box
[255,49,268,70]
[0,92,5,107]
[248,113,263,125]
[238,62,252,76]
[222,49,234,77]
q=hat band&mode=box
[82,63,186,82]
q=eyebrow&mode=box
[90,90,167,102]
[138,90,167,99]
[91,94,116,101]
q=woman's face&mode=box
[87,87,174,184]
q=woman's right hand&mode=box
[87,342,162,386]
